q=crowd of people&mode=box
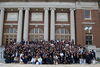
[3,40,96,64]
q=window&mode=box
[65,29,69,34]
[84,10,91,20]
[34,28,38,33]
[56,13,68,22]
[61,36,65,40]
[8,28,16,33]
[30,28,43,34]
[31,13,43,21]
[56,29,60,34]
[7,13,18,21]
[9,28,13,33]
[56,28,69,34]
[61,28,65,34]
[85,34,93,45]
[39,29,43,33]
[30,29,34,33]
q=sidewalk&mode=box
[0,64,100,67]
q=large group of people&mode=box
[3,40,96,64]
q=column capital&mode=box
[50,8,56,11]
[44,8,49,10]
[0,8,4,11]
[70,8,76,11]
[24,8,30,10]
[18,8,23,10]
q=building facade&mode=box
[0,1,100,50]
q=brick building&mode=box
[0,0,100,51]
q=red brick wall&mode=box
[76,9,100,47]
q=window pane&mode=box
[39,29,43,34]
[30,29,34,33]
[34,28,38,33]
[7,13,18,21]
[9,28,13,33]
[31,13,43,21]
[56,29,60,34]
[84,10,91,20]
[61,28,65,34]
[65,29,69,34]
[13,28,16,33]
[85,35,92,45]
[56,13,68,22]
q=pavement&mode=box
[0,64,100,67]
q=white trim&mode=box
[56,34,70,36]
[4,33,17,35]
[82,22,95,24]
[0,2,99,10]
[56,13,68,22]
[55,24,70,26]
[0,2,75,8]
[31,13,43,21]
[4,23,18,25]
[29,23,44,25]
[76,2,99,10]
[29,33,44,35]
[84,10,92,20]
[7,13,18,21]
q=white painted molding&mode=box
[4,23,18,25]
[24,7,30,10]
[18,8,23,10]
[55,24,70,26]
[0,8,4,10]
[29,23,44,25]
[56,13,68,22]
[82,22,95,24]
[31,13,43,21]
[0,2,76,8]
[4,33,17,35]
[75,2,99,10]
[0,2,98,10]
[7,13,18,21]
[44,8,49,10]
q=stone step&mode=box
[0,59,5,63]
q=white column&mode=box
[44,8,49,41]
[0,8,4,46]
[17,8,23,43]
[50,8,55,40]
[23,8,29,41]
[70,9,75,42]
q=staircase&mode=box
[0,47,5,63]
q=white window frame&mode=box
[8,28,16,33]
[84,10,92,20]
[7,13,18,21]
[56,28,70,35]
[31,12,43,21]
[56,13,68,22]
[30,28,43,34]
